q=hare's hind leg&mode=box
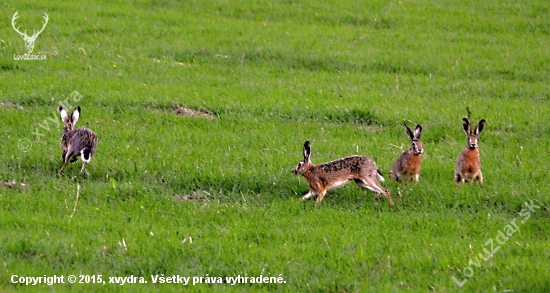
[354,179,377,194]
[79,150,93,174]
[79,161,88,174]
[389,171,396,182]
[454,172,464,184]
[355,179,394,205]
[389,171,404,183]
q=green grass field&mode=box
[1,0,549,292]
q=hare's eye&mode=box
[298,162,303,167]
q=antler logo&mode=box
[11,11,49,54]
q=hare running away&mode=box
[455,118,485,184]
[390,123,423,183]
[292,141,393,205]
[58,106,98,174]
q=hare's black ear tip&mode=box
[304,141,311,147]
[76,106,82,111]
[480,119,486,123]
[58,105,63,111]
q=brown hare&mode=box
[292,141,393,205]
[390,123,423,183]
[58,106,98,174]
[455,118,485,184]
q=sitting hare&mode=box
[455,118,485,184]
[390,123,423,183]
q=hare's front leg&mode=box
[59,153,70,174]
[300,190,317,201]
[59,147,74,174]
[61,150,67,163]
[473,170,483,184]
[315,190,327,205]
[59,161,69,173]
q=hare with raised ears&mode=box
[292,141,394,205]
[58,106,98,174]
[390,123,424,183]
[455,118,485,184]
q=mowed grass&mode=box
[1,0,549,292]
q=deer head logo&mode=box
[11,11,49,54]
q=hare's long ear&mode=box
[59,106,69,124]
[303,141,311,163]
[404,123,414,140]
[462,118,471,135]
[71,106,81,126]
[414,124,422,139]
[475,119,485,135]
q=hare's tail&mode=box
[81,148,93,163]
[377,169,385,182]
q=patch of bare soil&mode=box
[1,180,30,189]
[172,192,207,202]
[174,107,214,119]
[0,102,23,109]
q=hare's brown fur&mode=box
[391,154,422,182]
[455,118,485,184]
[292,141,393,205]
[455,148,482,182]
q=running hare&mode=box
[390,123,423,183]
[455,118,485,184]
[58,106,98,174]
[292,141,393,205]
